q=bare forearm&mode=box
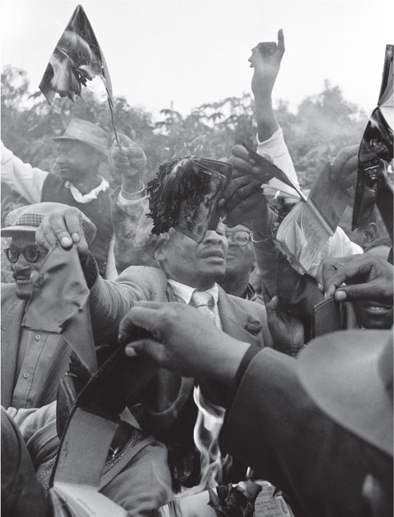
[255,98,279,143]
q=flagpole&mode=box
[107,95,122,151]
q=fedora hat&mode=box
[298,329,393,456]
[1,202,97,245]
[51,118,109,157]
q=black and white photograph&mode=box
[1,0,393,515]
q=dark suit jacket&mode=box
[88,265,271,431]
[1,284,71,409]
[221,348,371,517]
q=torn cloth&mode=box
[22,244,97,374]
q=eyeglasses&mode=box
[225,230,252,247]
[4,245,41,264]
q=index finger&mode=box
[221,175,260,205]
[324,255,370,298]
[232,144,252,161]
[43,211,81,249]
[277,29,285,52]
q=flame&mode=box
[175,385,232,499]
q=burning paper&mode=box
[352,43,394,230]
[158,481,294,517]
[147,157,232,242]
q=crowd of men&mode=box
[1,31,393,517]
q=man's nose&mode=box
[204,230,226,245]
[13,255,31,272]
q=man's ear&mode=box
[363,222,378,246]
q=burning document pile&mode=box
[274,162,350,276]
[158,481,294,517]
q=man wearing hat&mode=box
[1,118,147,278]
[1,202,96,409]
[119,296,393,517]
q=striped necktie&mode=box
[189,290,216,324]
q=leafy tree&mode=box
[279,80,368,188]
[1,66,370,281]
[2,66,369,202]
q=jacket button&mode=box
[23,373,29,379]
[35,335,41,341]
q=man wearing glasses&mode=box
[219,224,263,303]
[1,202,96,409]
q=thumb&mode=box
[266,295,279,311]
[334,282,381,303]
[277,29,285,53]
[125,338,163,362]
[260,283,275,306]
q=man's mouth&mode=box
[200,248,225,260]
[58,165,71,173]
[14,276,31,285]
[362,302,392,316]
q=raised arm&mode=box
[250,29,285,142]
[108,134,157,272]
[1,141,48,203]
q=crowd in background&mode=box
[1,31,393,517]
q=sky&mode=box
[1,0,393,119]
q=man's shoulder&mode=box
[119,265,166,281]
[116,265,168,299]
[1,282,17,301]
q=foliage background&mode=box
[1,66,368,281]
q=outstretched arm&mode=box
[121,301,250,384]
[250,30,285,142]
[1,141,48,204]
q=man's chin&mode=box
[58,169,78,182]
[16,286,33,300]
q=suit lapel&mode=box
[1,290,27,407]
[218,287,262,348]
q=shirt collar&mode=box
[65,177,110,204]
[167,279,219,306]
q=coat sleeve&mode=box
[111,186,158,272]
[89,266,168,345]
[100,440,172,516]
[1,141,47,203]
[220,348,369,517]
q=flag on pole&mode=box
[39,4,120,146]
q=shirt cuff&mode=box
[256,127,284,152]
[119,184,147,202]
[225,345,260,410]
